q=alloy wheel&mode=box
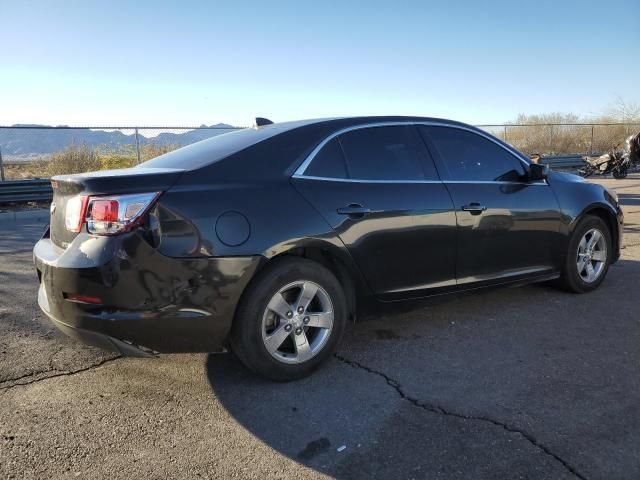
[576,228,607,283]
[261,280,334,364]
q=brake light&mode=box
[86,192,160,235]
[64,195,89,232]
[91,200,119,222]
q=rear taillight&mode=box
[64,195,89,232]
[86,192,160,235]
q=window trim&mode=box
[292,121,541,185]
[303,137,349,180]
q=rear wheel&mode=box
[230,257,347,381]
[554,215,612,293]
[613,165,628,179]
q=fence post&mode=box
[548,125,554,155]
[0,145,4,181]
[503,125,507,143]
[135,128,141,164]
[589,125,594,156]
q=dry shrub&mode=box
[99,153,137,170]
[502,113,640,155]
[44,144,101,176]
[140,143,179,161]
[97,143,179,170]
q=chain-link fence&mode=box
[478,123,640,157]
[1,123,639,180]
[0,126,243,180]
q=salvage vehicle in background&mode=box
[33,117,624,381]
[579,131,640,179]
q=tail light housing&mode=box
[87,192,160,235]
[65,192,160,235]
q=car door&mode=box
[418,125,563,286]
[292,124,457,300]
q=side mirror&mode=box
[528,163,549,181]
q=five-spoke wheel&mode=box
[576,228,607,283]
[262,281,334,364]
[556,214,612,293]
[231,257,347,381]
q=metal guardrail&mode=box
[0,179,52,204]
[538,155,587,170]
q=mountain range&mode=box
[0,124,238,156]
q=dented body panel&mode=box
[34,229,262,353]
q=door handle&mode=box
[461,203,487,215]
[337,203,371,218]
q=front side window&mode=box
[421,126,526,182]
[338,126,434,181]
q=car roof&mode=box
[261,115,471,133]
[139,115,481,177]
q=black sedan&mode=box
[33,117,624,381]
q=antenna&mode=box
[253,117,274,127]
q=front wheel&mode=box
[230,257,347,381]
[554,215,612,293]
[577,167,593,178]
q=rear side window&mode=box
[421,126,526,182]
[304,138,348,179]
[338,126,436,181]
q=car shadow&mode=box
[205,254,640,478]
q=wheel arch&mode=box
[571,203,620,257]
[253,239,369,323]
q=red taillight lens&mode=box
[91,200,119,222]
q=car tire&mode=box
[230,257,347,381]
[555,215,612,293]
[613,165,628,179]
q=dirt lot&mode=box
[1,175,639,479]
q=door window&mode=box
[338,126,437,181]
[421,126,526,182]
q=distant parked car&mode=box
[34,117,624,381]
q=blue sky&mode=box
[0,0,638,126]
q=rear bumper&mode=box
[34,230,263,354]
[39,292,154,357]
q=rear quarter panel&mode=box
[156,171,369,292]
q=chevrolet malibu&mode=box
[34,117,624,381]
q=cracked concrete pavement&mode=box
[1,175,640,479]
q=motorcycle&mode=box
[579,131,640,179]
[624,131,640,172]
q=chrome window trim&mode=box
[291,174,547,186]
[293,120,533,179]
[292,175,442,184]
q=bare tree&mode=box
[606,97,640,123]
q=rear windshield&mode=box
[138,126,283,170]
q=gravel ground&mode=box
[1,175,639,479]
